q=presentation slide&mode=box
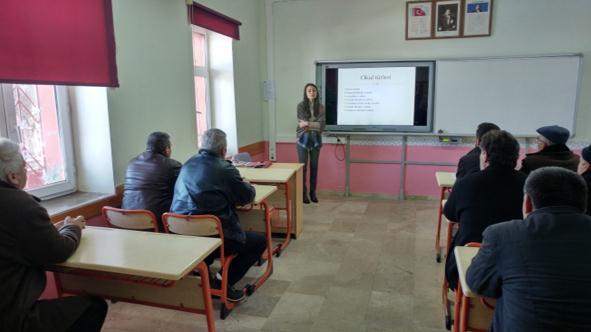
[336,67,416,126]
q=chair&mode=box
[454,242,496,332]
[162,212,237,319]
[102,206,159,232]
[232,152,252,162]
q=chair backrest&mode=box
[162,213,227,262]
[232,152,252,162]
[162,213,222,237]
[102,206,158,232]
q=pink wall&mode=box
[274,142,586,198]
[275,142,475,198]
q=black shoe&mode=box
[226,287,246,303]
[303,194,310,204]
[210,274,221,290]
[310,192,318,203]
[210,276,245,303]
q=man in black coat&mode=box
[0,138,107,332]
[122,132,182,230]
[467,167,591,331]
[520,125,579,174]
[578,145,591,216]
[444,130,526,290]
[456,122,500,179]
[171,128,265,303]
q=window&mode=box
[191,26,239,154]
[0,84,76,198]
[192,27,212,139]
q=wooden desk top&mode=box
[267,163,303,171]
[436,172,456,188]
[455,246,480,297]
[252,184,277,204]
[57,227,221,280]
[239,167,295,183]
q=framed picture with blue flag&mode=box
[463,0,493,37]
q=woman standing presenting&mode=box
[296,83,325,204]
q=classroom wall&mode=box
[107,0,197,183]
[265,0,591,197]
[103,0,591,194]
[270,0,591,141]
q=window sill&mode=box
[42,186,123,221]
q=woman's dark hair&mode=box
[146,131,171,155]
[525,167,587,212]
[302,83,320,117]
[479,130,519,168]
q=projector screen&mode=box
[317,61,434,132]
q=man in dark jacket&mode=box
[0,138,107,332]
[444,130,526,290]
[578,145,591,216]
[456,122,500,179]
[171,128,265,302]
[467,167,591,331]
[122,132,182,230]
[520,125,579,174]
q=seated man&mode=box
[520,125,579,174]
[0,138,107,332]
[444,130,526,290]
[122,132,182,230]
[456,122,500,179]
[467,167,591,331]
[578,145,591,216]
[170,128,265,302]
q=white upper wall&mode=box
[108,0,197,183]
[269,0,591,140]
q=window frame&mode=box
[0,84,76,199]
[192,26,213,134]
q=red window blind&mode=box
[189,2,242,40]
[0,0,118,87]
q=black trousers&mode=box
[206,231,267,287]
[24,295,108,332]
[297,145,320,195]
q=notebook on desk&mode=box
[233,160,273,168]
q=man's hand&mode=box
[62,215,86,230]
[298,120,309,128]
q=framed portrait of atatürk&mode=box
[435,0,461,38]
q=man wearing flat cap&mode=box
[520,125,579,174]
[578,145,591,216]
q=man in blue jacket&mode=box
[467,167,591,331]
[171,128,265,303]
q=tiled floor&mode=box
[102,195,448,332]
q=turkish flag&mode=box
[413,7,426,16]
